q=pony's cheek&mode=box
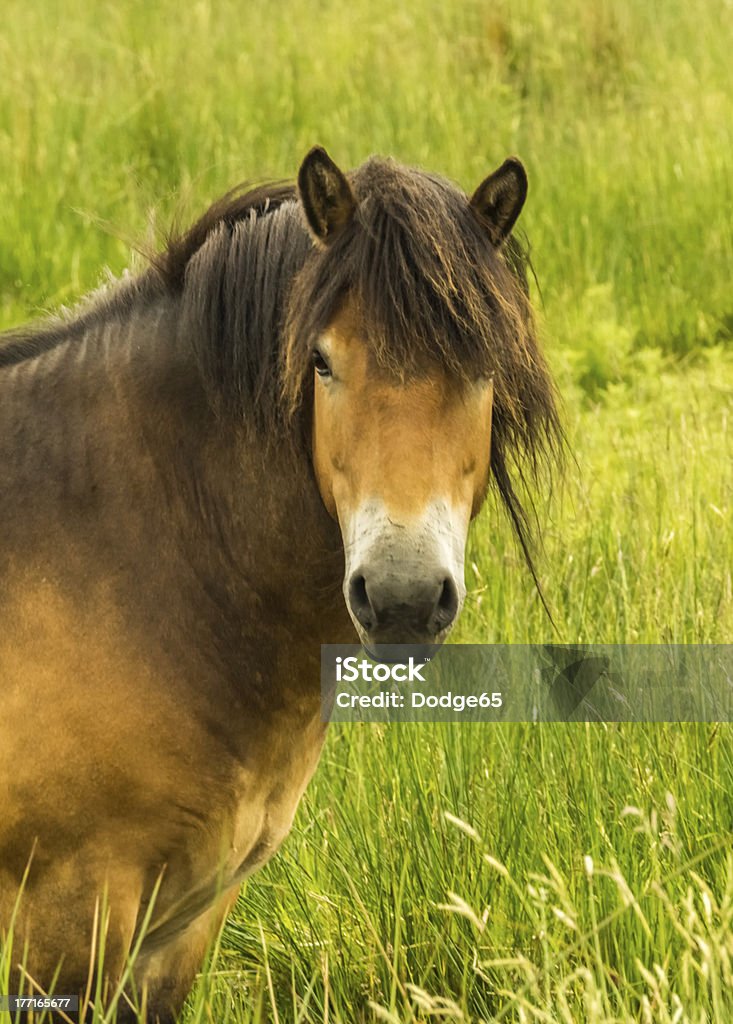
[311,421,350,521]
[312,444,338,519]
[312,383,356,520]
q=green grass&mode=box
[2,0,732,358]
[1,0,732,1020]
[461,352,733,644]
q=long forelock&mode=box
[283,159,538,409]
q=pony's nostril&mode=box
[434,576,459,630]
[348,574,375,631]
[348,570,460,639]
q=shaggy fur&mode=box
[0,156,562,578]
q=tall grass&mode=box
[1,0,732,1020]
[1,0,732,362]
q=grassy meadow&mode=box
[1,0,732,1021]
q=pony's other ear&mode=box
[298,146,356,245]
[470,157,528,246]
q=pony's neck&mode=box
[2,293,351,690]
[131,297,347,627]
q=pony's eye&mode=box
[312,350,332,378]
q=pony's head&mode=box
[284,148,560,651]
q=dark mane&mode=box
[154,182,297,291]
[159,182,310,428]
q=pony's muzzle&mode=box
[347,568,461,643]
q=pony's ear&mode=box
[470,157,528,246]
[298,146,356,245]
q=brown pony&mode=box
[0,147,560,1020]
